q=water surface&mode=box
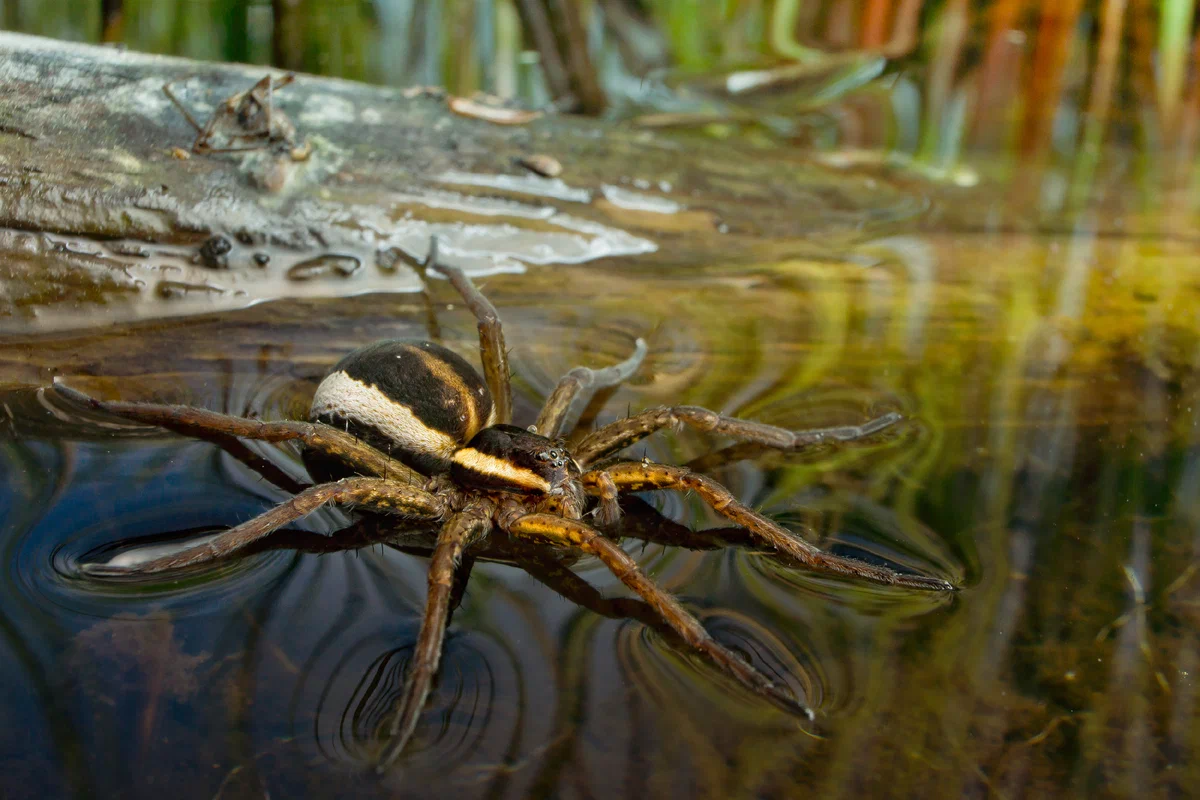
[3,214,1199,798]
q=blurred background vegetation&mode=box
[3,0,1198,213]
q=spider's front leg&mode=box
[583,463,955,592]
[377,508,491,772]
[534,338,648,439]
[573,405,902,467]
[49,381,422,484]
[425,238,513,424]
[84,477,446,576]
[504,512,814,720]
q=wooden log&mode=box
[0,32,920,333]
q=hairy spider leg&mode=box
[51,382,422,484]
[612,495,758,551]
[504,513,814,719]
[520,549,705,639]
[678,416,914,473]
[47,389,312,495]
[175,429,312,495]
[377,508,492,772]
[410,237,445,343]
[533,338,648,439]
[573,406,903,467]
[161,80,208,135]
[519,546,822,723]
[584,463,955,592]
[84,477,446,576]
[426,238,513,425]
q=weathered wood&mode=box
[0,32,921,331]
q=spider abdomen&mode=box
[309,340,495,474]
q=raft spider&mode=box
[51,237,953,771]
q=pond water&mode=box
[3,201,1199,798]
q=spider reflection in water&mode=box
[51,237,954,772]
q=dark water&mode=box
[2,232,1199,798]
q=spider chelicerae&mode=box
[51,237,954,772]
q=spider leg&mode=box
[533,338,648,439]
[194,142,277,154]
[410,241,445,343]
[84,477,445,576]
[573,406,902,467]
[50,381,422,483]
[520,550,692,639]
[584,463,954,592]
[504,513,813,719]
[246,73,295,141]
[192,90,226,154]
[261,73,275,137]
[185,431,312,494]
[614,495,757,551]
[377,509,492,772]
[424,237,513,424]
[161,80,206,134]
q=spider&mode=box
[163,71,310,159]
[50,237,954,772]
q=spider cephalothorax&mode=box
[51,237,953,773]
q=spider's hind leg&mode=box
[161,78,206,136]
[505,512,814,720]
[573,406,901,467]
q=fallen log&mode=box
[0,32,922,332]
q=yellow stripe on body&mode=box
[409,345,484,439]
[451,447,551,492]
